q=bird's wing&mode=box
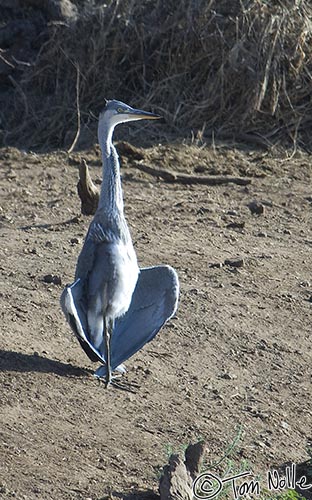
[61,228,117,363]
[74,223,115,281]
[61,264,179,371]
[110,265,179,369]
[60,278,104,363]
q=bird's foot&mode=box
[94,364,139,392]
[97,374,139,394]
[94,366,140,393]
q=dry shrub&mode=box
[2,0,312,149]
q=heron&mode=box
[61,99,179,388]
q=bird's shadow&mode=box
[0,349,91,378]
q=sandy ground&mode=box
[0,141,312,500]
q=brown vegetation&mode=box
[1,0,312,150]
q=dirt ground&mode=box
[0,138,312,500]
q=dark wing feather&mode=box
[60,278,105,363]
[61,225,112,363]
[61,225,119,361]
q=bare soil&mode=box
[1,141,312,500]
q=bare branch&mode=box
[77,159,99,215]
[68,64,81,154]
[132,162,252,186]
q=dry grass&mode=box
[2,0,312,150]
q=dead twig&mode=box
[77,158,99,215]
[159,441,207,500]
[76,157,252,217]
[132,162,252,186]
[0,50,15,69]
[68,64,81,153]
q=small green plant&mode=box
[164,442,174,460]
[210,425,243,471]
[259,490,305,500]
[160,432,309,500]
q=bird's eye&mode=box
[117,107,124,113]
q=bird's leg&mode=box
[104,317,113,388]
[100,318,140,393]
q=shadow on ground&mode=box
[0,350,90,377]
[99,490,159,500]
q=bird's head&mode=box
[99,99,160,129]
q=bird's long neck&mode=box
[97,120,124,215]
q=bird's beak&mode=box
[129,108,161,120]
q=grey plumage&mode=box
[61,99,179,387]
[62,264,179,377]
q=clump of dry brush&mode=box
[1,0,312,150]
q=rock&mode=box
[226,221,245,230]
[77,159,100,216]
[194,165,206,173]
[184,441,207,481]
[159,454,193,500]
[224,257,245,268]
[299,281,310,288]
[281,420,290,429]
[43,274,62,285]
[220,371,237,380]
[247,200,265,215]
[159,441,207,500]
[209,262,223,268]
[70,237,80,245]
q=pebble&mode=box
[281,420,290,430]
[220,372,237,380]
[226,221,245,230]
[70,237,80,245]
[43,274,62,285]
[247,200,265,215]
[299,281,310,288]
[209,262,223,268]
[224,257,245,268]
[194,165,206,173]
